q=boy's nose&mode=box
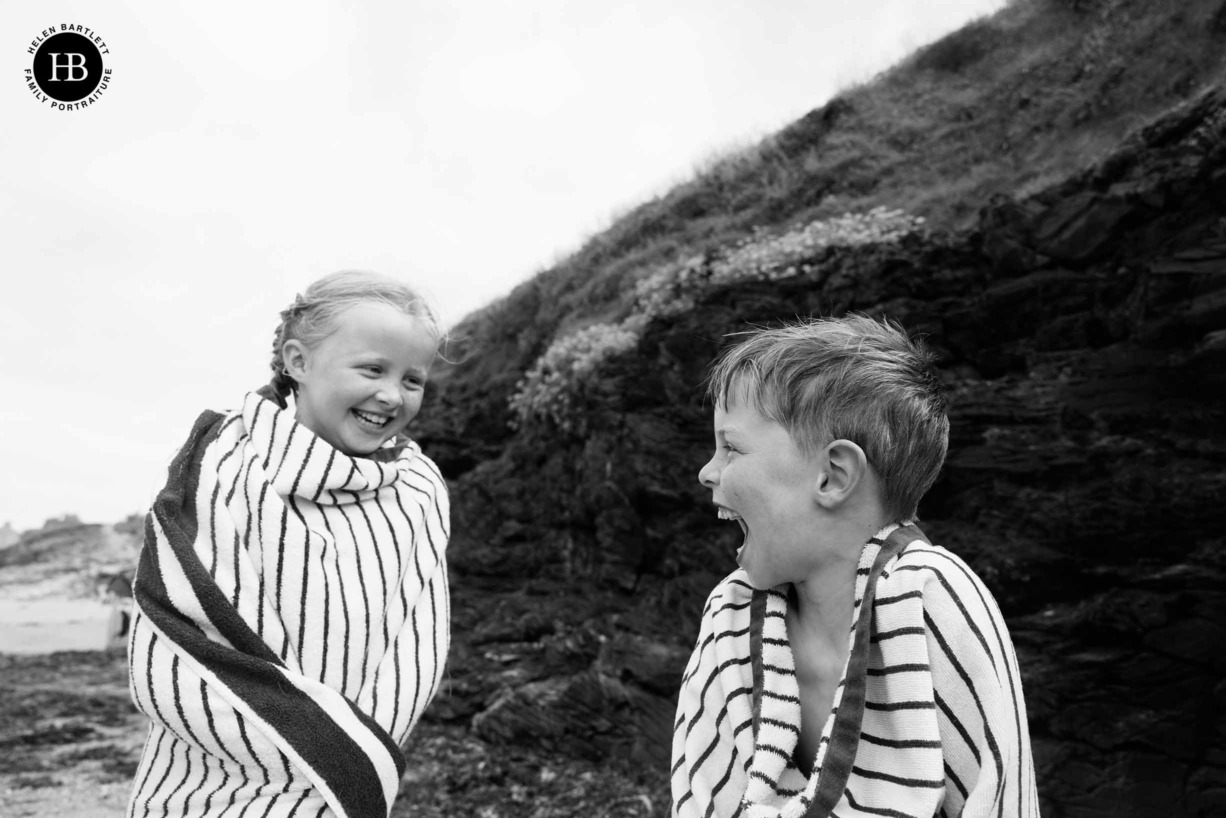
[698,456,719,488]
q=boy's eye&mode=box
[361,365,382,376]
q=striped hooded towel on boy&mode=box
[670,523,1039,818]
[127,391,450,818]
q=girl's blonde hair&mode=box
[265,270,443,406]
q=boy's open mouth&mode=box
[717,506,749,565]
[352,408,393,432]
[715,505,748,537]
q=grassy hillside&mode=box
[422,0,1226,456]
[406,0,1226,803]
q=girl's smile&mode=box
[352,408,394,431]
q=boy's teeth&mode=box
[354,410,389,426]
[717,508,741,521]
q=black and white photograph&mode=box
[2,1,1224,816]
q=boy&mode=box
[670,315,1039,818]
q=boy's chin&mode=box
[738,552,791,591]
[736,551,769,590]
[740,570,779,592]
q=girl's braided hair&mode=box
[262,270,443,408]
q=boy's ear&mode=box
[282,340,310,384]
[813,439,870,509]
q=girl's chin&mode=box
[333,432,385,457]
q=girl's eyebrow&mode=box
[348,355,428,377]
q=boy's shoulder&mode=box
[885,536,1005,619]
[884,538,967,587]
[890,537,980,580]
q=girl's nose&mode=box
[376,381,403,408]
[698,456,719,488]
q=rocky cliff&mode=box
[415,84,1226,815]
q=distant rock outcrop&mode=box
[0,523,141,601]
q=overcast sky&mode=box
[1,0,1006,531]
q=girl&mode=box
[127,270,450,818]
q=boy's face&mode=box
[289,302,435,457]
[697,389,826,589]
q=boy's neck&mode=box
[789,508,893,643]
[789,562,858,654]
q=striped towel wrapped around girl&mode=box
[127,389,449,818]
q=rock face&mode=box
[418,88,1226,815]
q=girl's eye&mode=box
[362,365,382,376]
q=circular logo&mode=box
[33,33,103,101]
[23,25,112,110]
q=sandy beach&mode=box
[0,524,667,817]
[0,599,122,655]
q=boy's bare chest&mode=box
[790,630,846,775]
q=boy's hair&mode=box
[266,270,443,404]
[707,314,949,522]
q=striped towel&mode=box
[127,391,450,818]
[670,523,1039,818]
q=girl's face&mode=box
[697,392,826,589]
[286,301,436,457]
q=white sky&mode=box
[0,0,1005,532]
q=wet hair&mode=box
[706,314,949,522]
[264,270,443,407]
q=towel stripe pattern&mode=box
[670,523,1038,818]
[127,392,450,818]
